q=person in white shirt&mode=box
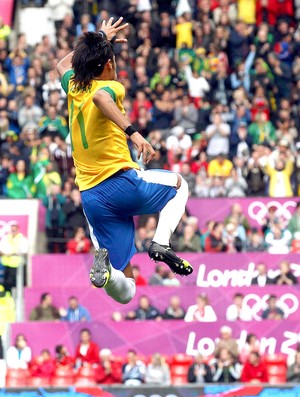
[265,223,292,254]
[166,126,192,153]
[226,292,252,321]
[184,293,217,322]
[47,0,74,30]
[146,353,171,385]
[206,113,231,159]
[6,334,32,369]
[184,64,210,108]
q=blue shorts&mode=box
[81,169,177,271]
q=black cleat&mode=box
[89,248,111,288]
[148,241,193,276]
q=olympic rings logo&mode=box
[248,201,297,225]
[243,293,299,321]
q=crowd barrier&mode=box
[187,197,298,229]
[10,319,300,357]
[2,384,300,397]
[31,252,300,288]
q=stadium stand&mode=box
[1,0,300,395]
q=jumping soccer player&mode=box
[57,17,193,304]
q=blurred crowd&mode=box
[0,0,300,252]
[2,1,300,387]
[21,254,298,324]
[136,201,300,254]
[4,326,300,386]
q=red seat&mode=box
[171,354,193,365]
[51,367,75,386]
[170,365,189,376]
[268,374,286,384]
[6,368,29,378]
[171,374,188,385]
[51,376,75,386]
[27,377,51,387]
[267,365,287,375]
[55,366,75,378]
[77,365,96,378]
[263,354,287,385]
[5,368,30,387]
[263,354,287,365]
[74,376,97,386]
[75,365,97,386]
[5,377,29,387]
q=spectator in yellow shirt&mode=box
[237,0,256,24]
[174,14,193,49]
[0,16,11,41]
[207,153,233,178]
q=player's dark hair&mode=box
[71,32,114,91]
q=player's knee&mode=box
[176,174,188,192]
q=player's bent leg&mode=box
[104,263,136,304]
[142,172,193,276]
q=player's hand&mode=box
[130,132,156,165]
[100,17,128,44]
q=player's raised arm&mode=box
[57,51,74,77]
[57,17,128,78]
[98,17,128,44]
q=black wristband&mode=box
[110,35,117,45]
[98,30,107,40]
[124,125,137,136]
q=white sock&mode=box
[153,177,189,246]
[104,267,136,304]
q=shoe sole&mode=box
[89,248,111,288]
[149,249,193,276]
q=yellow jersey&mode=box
[237,0,256,24]
[61,70,139,191]
[175,21,193,49]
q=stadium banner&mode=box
[31,252,300,288]
[0,199,40,255]
[1,386,300,397]
[0,0,14,25]
[187,197,299,229]
[10,319,300,358]
[84,386,203,397]
[24,285,300,323]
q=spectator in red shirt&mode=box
[55,344,75,368]
[75,328,100,367]
[95,348,122,384]
[132,265,147,286]
[30,349,56,379]
[256,0,294,26]
[241,352,269,383]
[204,222,227,252]
[67,227,91,254]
